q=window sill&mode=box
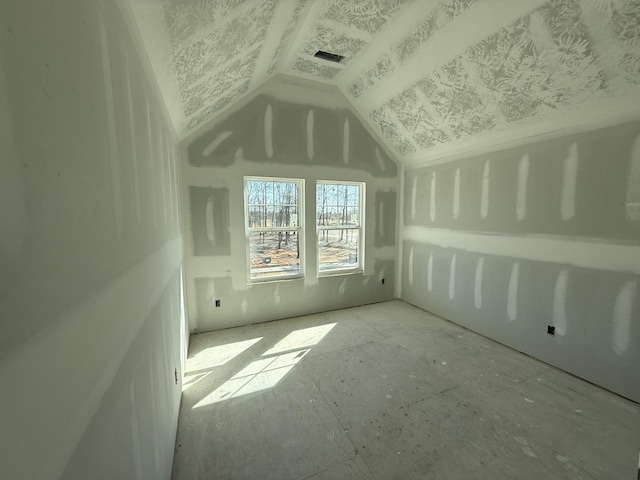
[318,268,363,278]
[247,274,304,285]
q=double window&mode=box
[244,177,364,282]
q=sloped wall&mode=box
[400,120,640,403]
[182,94,399,332]
[0,1,184,479]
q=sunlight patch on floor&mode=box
[263,323,337,356]
[192,323,337,407]
[187,337,263,372]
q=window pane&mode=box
[247,180,300,228]
[316,183,360,226]
[249,231,300,278]
[318,229,359,271]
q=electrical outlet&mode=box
[381,278,385,284]
[547,325,556,336]
[215,299,221,307]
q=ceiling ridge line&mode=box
[249,1,301,92]
[357,0,549,115]
[279,1,328,74]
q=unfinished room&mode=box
[1,0,639,479]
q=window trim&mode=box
[244,176,305,283]
[316,180,365,276]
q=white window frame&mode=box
[316,181,365,276]
[244,176,305,283]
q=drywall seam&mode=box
[332,77,405,162]
[358,0,547,110]
[158,130,168,226]
[516,154,529,222]
[124,53,142,224]
[481,160,490,219]
[129,381,143,480]
[507,262,520,321]
[453,168,461,220]
[403,226,640,274]
[336,0,437,87]
[413,86,457,141]
[474,256,484,309]
[627,134,640,222]
[375,147,387,173]
[306,109,314,161]
[429,171,436,221]
[449,253,457,300]
[552,269,569,336]
[264,103,273,158]
[202,131,233,157]
[408,246,414,286]
[115,0,182,137]
[99,10,123,241]
[343,117,350,165]
[0,236,183,480]
[561,143,578,221]
[145,96,158,228]
[0,46,26,260]
[427,251,433,292]
[396,163,405,298]
[410,174,417,221]
[612,279,636,355]
[378,201,384,239]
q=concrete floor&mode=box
[171,300,640,479]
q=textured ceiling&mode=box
[128,0,640,162]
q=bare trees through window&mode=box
[316,182,364,273]
[246,178,302,280]
[244,177,364,281]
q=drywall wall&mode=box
[400,120,640,403]
[0,1,184,479]
[181,88,398,332]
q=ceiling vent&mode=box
[314,50,344,63]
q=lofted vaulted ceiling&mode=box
[127,0,640,163]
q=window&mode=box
[245,177,304,281]
[316,181,364,274]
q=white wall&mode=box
[181,82,399,333]
[400,120,640,403]
[0,1,184,479]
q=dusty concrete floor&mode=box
[171,300,640,479]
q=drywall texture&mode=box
[401,120,640,403]
[182,94,398,333]
[130,0,640,165]
[0,1,183,479]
